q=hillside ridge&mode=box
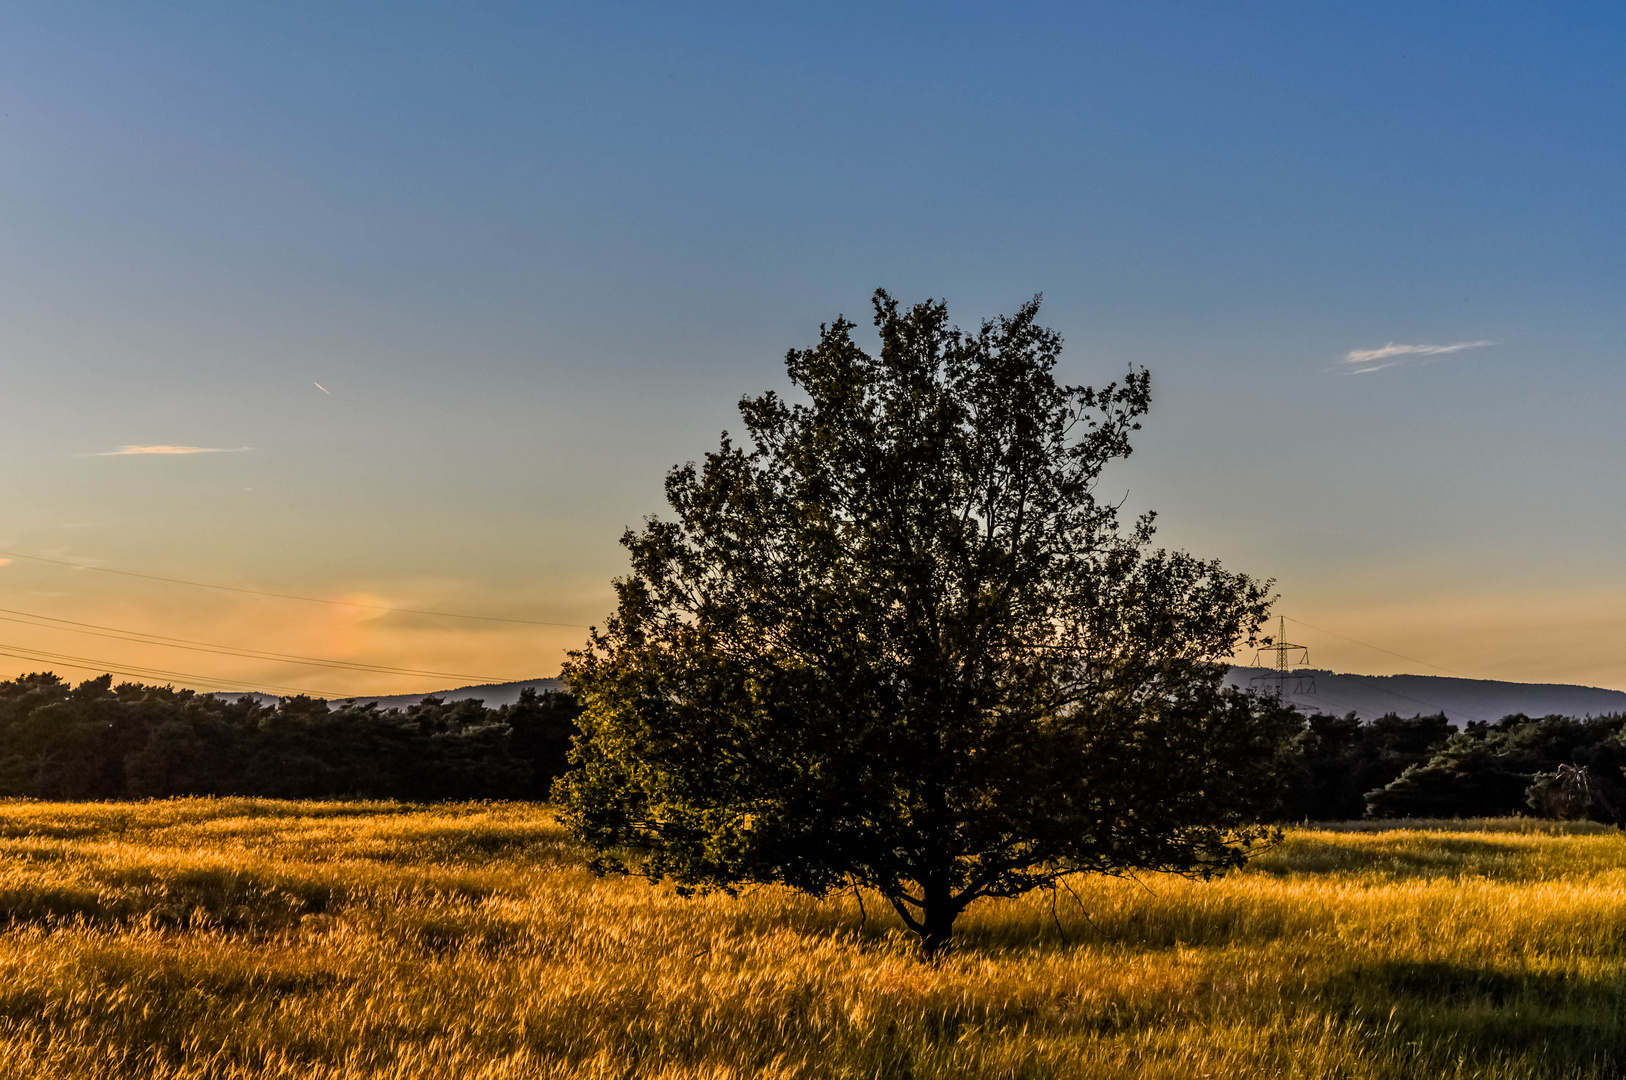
[1225,667,1626,724]
[203,670,1626,725]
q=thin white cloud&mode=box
[83,445,253,457]
[1338,340,1494,374]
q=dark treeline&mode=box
[4,671,1625,822]
[1286,710,1626,823]
[0,673,579,801]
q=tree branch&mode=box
[886,893,925,935]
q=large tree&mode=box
[557,290,1298,954]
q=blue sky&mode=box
[2,2,1623,693]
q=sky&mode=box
[1,2,1624,697]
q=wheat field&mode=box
[0,801,1619,1079]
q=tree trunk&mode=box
[918,876,957,958]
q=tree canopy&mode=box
[557,290,1300,953]
[1364,713,1626,821]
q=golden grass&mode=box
[0,801,1619,1078]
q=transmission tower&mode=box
[1250,615,1317,704]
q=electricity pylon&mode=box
[1250,615,1317,703]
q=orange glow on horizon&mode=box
[0,567,602,698]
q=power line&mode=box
[1282,616,1479,680]
[0,549,593,628]
[0,642,336,697]
[0,606,504,682]
[1265,615,1494,722]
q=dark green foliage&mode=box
[1282,711,1453,820]
[1523,761,1626,823]
[557,290,1299,953]
[501,688,583,799]
[0,673,579,801]
[1366,714,1626,820]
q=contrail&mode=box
[314,382,331,395]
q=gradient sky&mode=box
[2,2,1624,697]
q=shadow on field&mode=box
[940,892,1300,954]
[1330,960,1626,1070]
[0,864,339,931]
[1248,834,1519,879]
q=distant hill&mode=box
[1226,667,1626,724]
[210,669,1626,726]
[210,678,565,710]
[337,678,566,710]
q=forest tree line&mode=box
[0,673,577,801]
[0,671,1622,823]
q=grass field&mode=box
[0,802,1620,1078]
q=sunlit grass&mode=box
[0,800,1619,1078]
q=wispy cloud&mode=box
[1339,340,1494,375]
[83,445,253,457]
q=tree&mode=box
[1281,711,1452,821]
[1527,763,1624,825]
[1366,713,1626,821]
[556,290,1299,954]
[0,675,538,802]
[502,688,582,798]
